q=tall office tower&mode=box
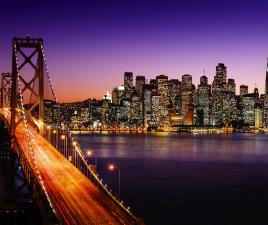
[221,78,238,125]
[168,79,180,114]
[264,58,268,127]
[156,75,169,118]
[143,84,152,127]
[240,85,248,96]
[112,86,125,105]
[211,63,227,125]
[112,88,119,105]
[129,91,142,127]
[181,74,195,125]
[135,76,145,96]
[151,93,161,126]
[107,104,117,127]
[255,107,263,129]
[100,99,110,126]
[197,75,211,125]
[227,79,236,95]
[124,72,133,94]
[241,94,256,126]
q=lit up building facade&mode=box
[181,74,195,125]
[50,63,267,130]
[211,63,227,125]
[197,75,211,125]
[264,58,268,128]
[156,75,169,118]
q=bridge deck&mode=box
[2,110,136,225]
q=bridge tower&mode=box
[0,73,12,108]
[10,36,45,142]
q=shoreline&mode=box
[71,129,267,135]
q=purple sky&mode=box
[1,0,268,102]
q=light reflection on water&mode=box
[76,133,268,162]
[75,133,268,225]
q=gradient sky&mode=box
[1,0,268,102]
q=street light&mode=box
[52,129,58,147]
[86,150,98,172]
[46,125,51,142]
[72,140,77,146]
[61,134,67,156]
[108,164,121,199]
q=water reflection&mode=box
[75,133,268,225]
[75,133,268,162]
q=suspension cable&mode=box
[14,43,59,218]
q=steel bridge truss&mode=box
[0,73,12,108]
[10,36,45,140]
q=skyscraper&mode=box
[264,58,268,127]
[156,75,169,118]
[135,76,145,96]
[151,93,161,126]
[143,84,152,128]
[181,74,195,125]
[241,94,255,126]
[211,63,227,125]
[129,91,142,126]
[124,72,133,94]
[168,79,180,114]
[197,75,211,125]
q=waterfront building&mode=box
[143,84,152,127]
[151,93,161,127]
[222,78,237,125]
[241,94,256,126]
[90,100,102,127]
[107,103,117,127]
[197,75,211,125]
[264,58,268,127]
[211,63,227,125]
[181,74,195,125]
[255,107,263,129]
[121,98,131,123]
[100,99,110,127]
[156,75,169,118]
[129,91,143,126]
[168,79,181,114]
[222,94,239,126]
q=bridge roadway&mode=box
[1,109,136,225]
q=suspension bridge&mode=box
[0,36,143,225]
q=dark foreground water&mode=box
[75,133,268,225]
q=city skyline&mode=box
[1,0,268,102]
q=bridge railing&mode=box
[43,123,142,224]
[0,111,62,225]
